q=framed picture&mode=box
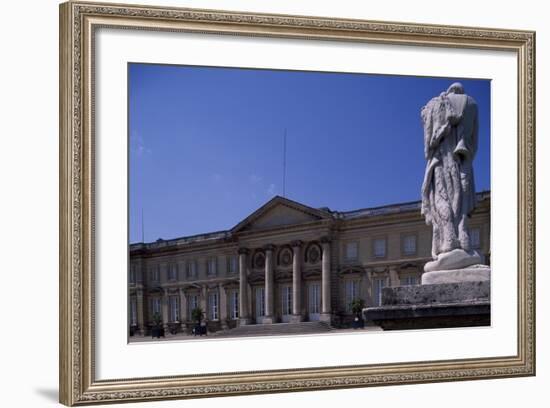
[59,1,535,405]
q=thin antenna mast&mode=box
[282,128,287,197]
[141,208,145,243]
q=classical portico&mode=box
[236,237,332,326]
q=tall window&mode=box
[230,290,239,319]
[129,265,137,285]
[282,286,293,315]
[188,294,199,320]
[168,263,177,281]
[227,256,237,275]
[403,235,417,255]
[470,227,481,249]
[130,297,137,326]
[186,260,197,279]
[255,287,265,318]
[374,238,386,258]
[373,278,386,306]
[151,297,161,317]
[345,280,360,312]
[169,296,179,322]
[150,266,160,283]
[309,283,321,314]
[208,291,219,320]
[345,242,359,261]
[400,275,418,286]
[207,258,217,277]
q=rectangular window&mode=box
[227,256,237,275]
[400,275,418,286]
[129,265,136,285]
[255,287,265,318]
[188,294,199,320]
[309,283,321,315]
[186,260,197,278]
[168,263,177,281]
[345,242,358,261]
[130,297,137,326]
[403,235,417,255]
[230,290,239,319]
[151,297,161,317]
[208,291,219,320]
[374,278,386,306]
[150,266,160,283]
[374,238,386,258]
[470,227,481,249]
[345,280,360,312]
[169,296,179,322]
[207,258,217,276]
[282,286,293,315]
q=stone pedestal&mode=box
[290,314,303,323]
[319,313,332,324]
[363,279,490,330]
[238,317,252,326]
[262,316,275,324]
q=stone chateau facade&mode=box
[128,191,490,336]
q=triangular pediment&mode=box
[232,196,331,233]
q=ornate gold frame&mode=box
[59,1,536,405]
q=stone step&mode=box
[212,321,334,337]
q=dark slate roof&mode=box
[339,190,490,220]
[130,190,490,251]
[130,230,230,251]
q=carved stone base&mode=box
[422,264,491,284]
[289,314,303,323]
[261,316,275,324]
[319,313,332,324]
[424,248,482,272]
[238,317,252,326]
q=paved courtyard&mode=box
[129,324,382,343]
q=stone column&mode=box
[291,240,303,323]
[263,245,275,324]
[136,290,145,335]
[179,288,187,330]
[162,289,169,330]
[389,266,400,287]
[219,283,228,329]
[364,269,373,307]
[200,286,207,323]
[320,238,332,323]
[238,248,251,325]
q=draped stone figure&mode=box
[421,83,483,273]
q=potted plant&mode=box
[191,307,206,336]
[350,299,365,329]
[151,312,165,338]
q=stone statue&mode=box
[420,83,487,277]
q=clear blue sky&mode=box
[129,63,491,244]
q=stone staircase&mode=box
[212,321,335,338]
